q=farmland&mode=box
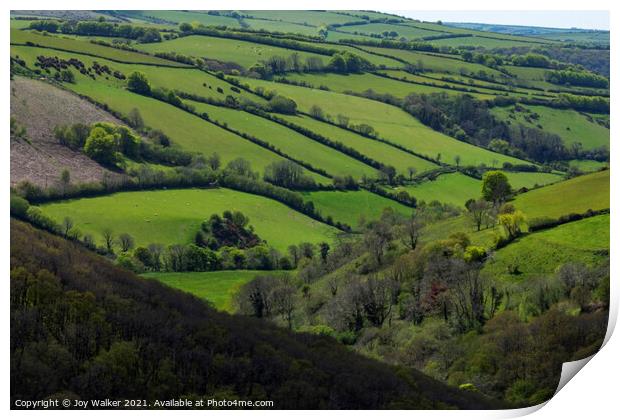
[512,170,609,219]
[482,214,609,282]
[492,104,610,150]
[145,270,288,311]
[137,34,329,69]
[301,189,412,228]
[10,10,610,408]
[239,77,530,168]
[37,188,339,251]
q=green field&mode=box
[279,114,432,176]
[285,72,495,100]
[397,172,481,207]
[145,270,286,311]
[428,35,537,48]
[512,170,609,219]
[362,46,504,77]
[336,23,439,40]
[239,77,530,169]
[11,28,186,66]
[39,188,339,252]
[137,34,329,69]
[241,10,357,26]
[482,214,609,282]
[244,18,321,36]
[125,10,242,27]
[504,171,563,190]
[11,46,329,179]
[301,190,412,228]
[398,171,563,207]
[568,160,609,172]
[185,100,378,179]
[492,105,610,150]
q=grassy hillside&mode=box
[240,77,529,168]
[137,34,329,69]
[301,189,412,228]
[512,170,609,219]
[284,72,496,99]
[144,270,288,311]
[38,188,339,251]
[279,114,434,176]
[492,104,610,150]
[397,172,481,207]
[483,214,609,282]
[11,28,186,66]
[186,100,378,179]
[504,171,563,190]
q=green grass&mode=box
[512,170,609,219]
[125,10,242,27]
[336,23,439,40]
[362,46,504,77]
[244,19,321,36]
[428,36,537,48]
[284,72,495,100]
[301,190,412,228]
[492,105,610,150]
[185,100,378,179]
[11,46,326,180]
[397,172,481,208]
[144,270,286,311]
[241,10,357,26]
[137,35,328,69]
[397,171,562,207]
[11,28,186,66]
[11,43,263,104]
[239,77,530,169]
[504,171,564,190]
[482,214,609,282]
[568,160,609,172]
[39,188,339,252]
[279,114,432,176]
[420,170,608,249]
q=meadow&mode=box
[11,28,186,66]
[482,214,609,282]
[240,76,531,169]
[335,23,440,40]
[284,72,496,99]
[185,100,379,179]
[301,189,412,228]
[124,10,242,27]
[137,34,329,69]
[361,46,505,77]
[511,169,609,219]
[397,172,481,207]
[279,114,431,176]
[38,188,339,251]
[144,270,287,311]
[492,104,610,150]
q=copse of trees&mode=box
[127,71,151,95]
[263,160,317,190]
[29,20,162,43]
[546,69,609,89]
[327,52,374,74]
[195,211,262,250]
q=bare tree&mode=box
[118,233,135,252]
[466,198,492,231]
[61,217,74,238]
[102,228,115,253]
[399,212,423,250]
